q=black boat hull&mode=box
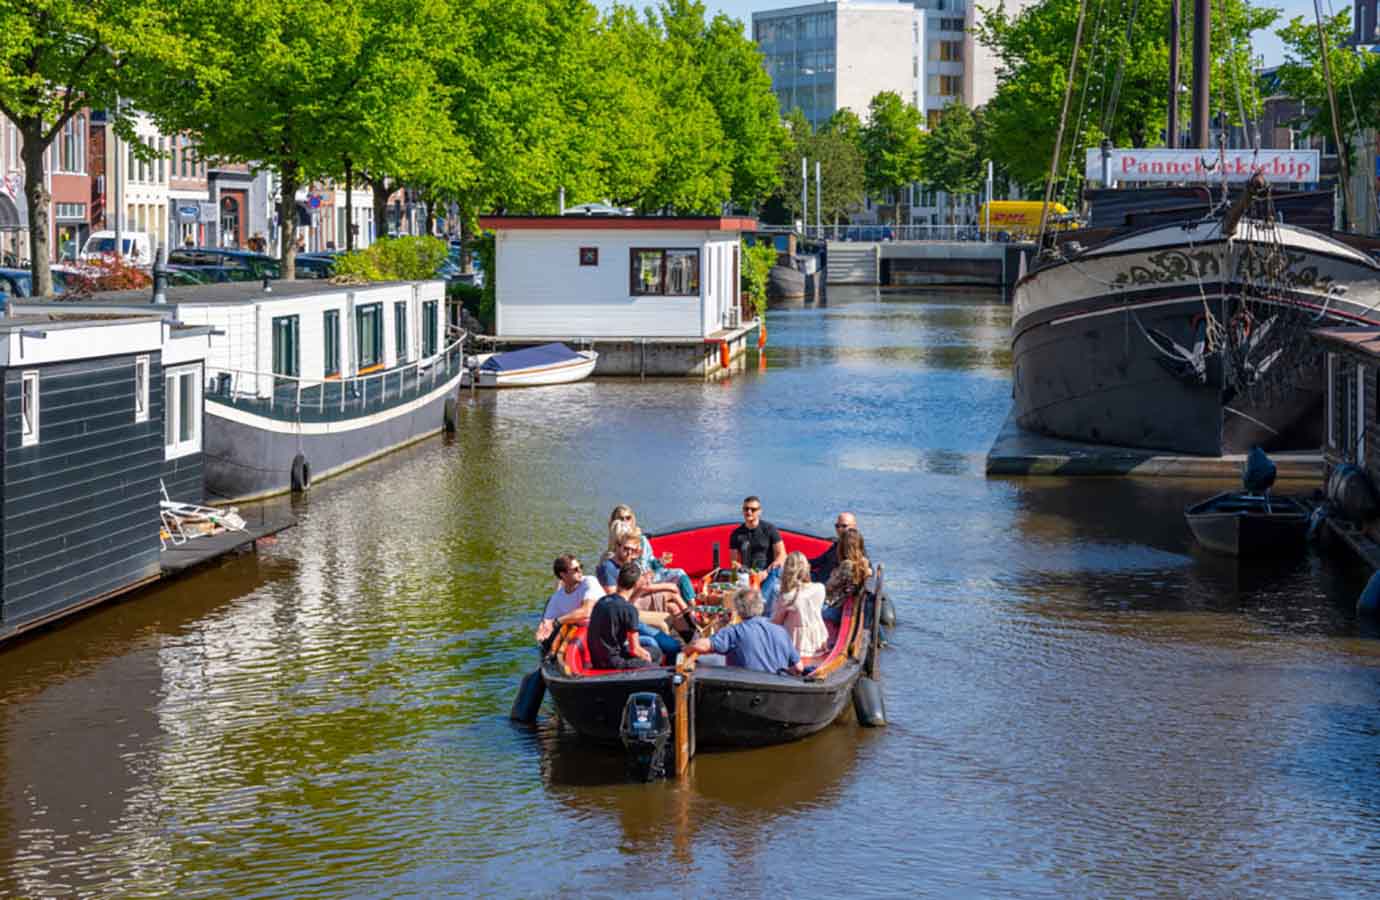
[691,662,862,747]
[1184,492,1309,556]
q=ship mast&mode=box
[1167,0,1180,147]
[1190,0,1210,148]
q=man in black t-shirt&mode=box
[730,496,786,569]
[587,562,660,669]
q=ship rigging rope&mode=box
[1326,0,1378,225]
[1060,0,1109,210]
[1037,0,1091,251]
[1099,0,1141,136]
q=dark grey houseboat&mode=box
[17,278,465,501]
[0,313,212,640]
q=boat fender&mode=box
[879,590,897,628]
[443,397,458,434]
[1359,570,1380,617]
[719,341,730,369]
[510,669,546,723]
[1327,463,1379,522]
[852,675,887,727]
[290,453,312,493]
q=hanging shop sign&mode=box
[1085,148,1321,184]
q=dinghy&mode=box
[461,342,597,388]
[1184,492,1310,557]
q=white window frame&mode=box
[20,370,38,447]
[164,363,202,460]
[134,355,149,423]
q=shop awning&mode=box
[0,193,23,231]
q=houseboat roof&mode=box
[22,278,431,308]
[478,215,759,232]
[0,312,169,332]
[1312,326,1380,358]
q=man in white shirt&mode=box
[536,554,604,644]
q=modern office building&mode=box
[1354,0,1379,46]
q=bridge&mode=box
[824,239,1032,298]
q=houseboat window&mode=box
[579,247,598,266]
[20,371,38,447]
[135,355,150,423]
[395,302,409,363]
[272,315,300,378]
[357,303,383,369]
[630,248,700,296]
[423,301,438,357]
[164,364,202,459]
[324,310,341,377]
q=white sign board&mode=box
[1085,148,1321,184]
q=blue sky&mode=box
[604,0,1328,67]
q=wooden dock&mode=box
[986,413,1324,479]
[160,505,296,577]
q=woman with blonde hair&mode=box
[603,505,694,602]
[771,551,829,657]
[823,528,871,625]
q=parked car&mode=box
[168,247,281,279]
[294,252,338,279]
[80,230,153,262]
[165,264,266,285]
[0,267,74,299]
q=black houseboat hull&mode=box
[1012,219,1380,455]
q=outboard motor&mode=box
[619,692,671,782]
[1242,446,1277,495]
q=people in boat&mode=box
[535,554,602,647]
[823,528,871,626]
[588,562,671,668]
[810,511,857,581]
[598,524,690,615]
[690,588,801,675]
[730,495,787,608]
[771,551,830,657]
[607,504,695,601]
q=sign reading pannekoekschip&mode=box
[1084,148,1321,184]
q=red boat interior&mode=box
[558,523,853,678]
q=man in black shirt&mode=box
[811,510,857,581]
[730,495,786,572]
[587,562,660,668]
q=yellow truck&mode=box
[977,201,1079,239]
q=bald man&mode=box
[810,511,856,581]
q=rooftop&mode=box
[1312,326,1380,358]
[20,278,425,308]
[478,215,759,232]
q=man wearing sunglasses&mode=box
[536,554,604,646]
[811,511,857,581]
[730,496,787,608]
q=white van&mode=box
[80,231,153,263]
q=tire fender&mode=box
[291,453,312,493]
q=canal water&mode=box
[4,288,1380,897]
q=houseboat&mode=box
[15,278,464,502]
[478,213,760,377]
[0,312,213,641]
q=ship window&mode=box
[164,363,202,460]
[134,355,149,423]
[422,301,438,357]
[324,310,340,377]
[356,303,383,369]
[272,315,300,378]
[630,248,700,296]
[20,370,38,446]
[394,302,409,364]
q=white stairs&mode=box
[826,242,881,284]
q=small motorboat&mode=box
[461,342,597,388]
[539,522,884,768]
[1184,492,1310,557]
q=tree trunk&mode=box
[371,177,391,242]
[459,215,472,273]
[424,196,435,237]
[278,161,299,280]
[344,155,355,252]
[20,122,53,297]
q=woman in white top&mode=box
[771,551,830,657]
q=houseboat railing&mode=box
[205,336,465,423]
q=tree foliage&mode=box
[1275,10,1380,162]
[977,0,1276,194]
[775,109,866,226]
[859,92,926,225]
[0,0,178,294]
[920,102,982,213]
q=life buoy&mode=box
[719,342,730,368]
[757,323,767,348]
[290,453,311,493]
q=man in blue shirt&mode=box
[690,588,802,676]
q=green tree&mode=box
[919,103,982,224]
[977,0,1276,193]
[776,108,866,227]
[0,0,176,294]
[698,12,786,209]
[1275,11,1379,167]
[859,91,926,227]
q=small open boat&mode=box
[1184,492,1310,557]
[540,522,884,759]
[461,342,597,388]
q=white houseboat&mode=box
[16,279,463,502]
[478,213,760,377]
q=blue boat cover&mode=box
[481,342,583,372]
